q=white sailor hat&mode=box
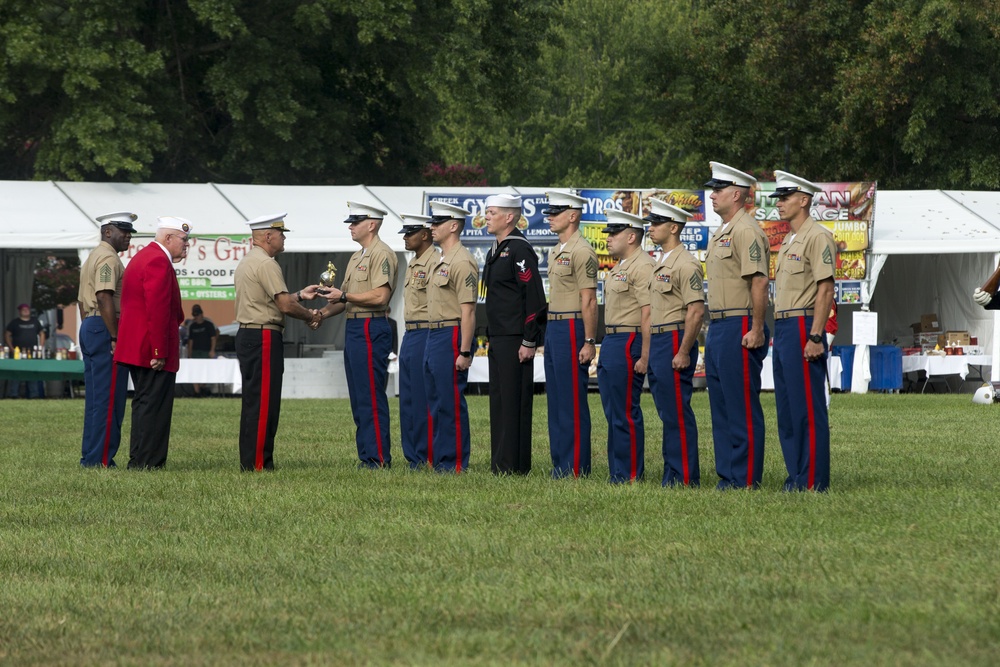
[704,161,757,189]
[601,208,645,233]
[344,201,387,223]
[96,211,137,233]
[484,193,522,209]
[768,170,821,198]
[246,213,290,232]
[542,190,587,216]
[399,213,433,234]
[643,199,693,226]
[428,200,471,222]
[157,216,194,233]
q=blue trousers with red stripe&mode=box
[423,326,470,472]
[773,316,830,491]
[399,328,431,468]
[237,328,284,471]
[705,316,768,489]
[648,330,700,487]
[79,315,128,467]
[544,318,591,478]
[597,332,646,484]
[345,317,392,468]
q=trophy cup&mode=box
[319,261,337,288]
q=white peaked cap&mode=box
[484,194,522,209]
[769,170,821,197]
[705,161,757,188]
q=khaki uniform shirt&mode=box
[342,237,398,314]
[547,231,598,313]
[403,246,438,322]
[650,247,705,326]
[774,218,837,312]
[78,241,124,318]
[605,249,655,326]
[705,208,769,311]
[427,243,479,322]
[234,245,288,326]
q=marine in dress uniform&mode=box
[319,202,399,468]
[598,208,655,484]
[483,194,547,475]
[704,162,771,489]
[770,172,836,492]
[424,201,479,472]
[397,214,438,469]
[543,191,598,478]
[234,214,323,471]
[77,212,134,467]
[113,217,188,470]
[644,200,705,487]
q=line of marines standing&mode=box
[78,161,835,491]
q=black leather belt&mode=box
[549,311,582,321]
[605,324,640,334]
[776,308,815,319]
[405,321,430,331]
[239,323,284,332]
[709,308,751,321]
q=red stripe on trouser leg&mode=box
[256,329,272,471]
[569,321,581,477]
[742,316,754,487]
[799,318,818,489]
[426,407,433,466]
[624,332,638,481]
[102,360,119,467]
[451,326,463,473]
[365,319,384,464]
[672,332,690,485]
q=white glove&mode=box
[973,288,993,306]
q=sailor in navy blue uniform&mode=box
[770,171,836,491]
[483,194,547,475]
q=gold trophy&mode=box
[319,261,338,288]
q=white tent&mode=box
[859,190,1000,388]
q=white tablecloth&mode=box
[901,354,991,381]
[468,356,546,383]
[761,355,842,391]
[128,358,243,393]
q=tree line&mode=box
[1,0,997,190]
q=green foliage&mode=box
[31,254,81,310]
[0,0,997,188]
[2,393,1000,664]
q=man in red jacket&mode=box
[114,217,189,469]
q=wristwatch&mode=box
[339,292,348,304]
[808,333,823,344]
[459,350,472,358]
[584,338,597,345]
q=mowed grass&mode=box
[2,390,999,666]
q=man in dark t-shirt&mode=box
[185,304,217,396]
[5,303,46,398]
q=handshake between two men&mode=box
[293,283,351,331]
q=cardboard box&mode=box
[913,332,942,348]
[945,330,971,347]
[910,313,940,333]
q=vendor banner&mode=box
[120,235,252,300]
[752,181,876,283]
[424,193,553,303]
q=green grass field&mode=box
[2,391,998,666]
